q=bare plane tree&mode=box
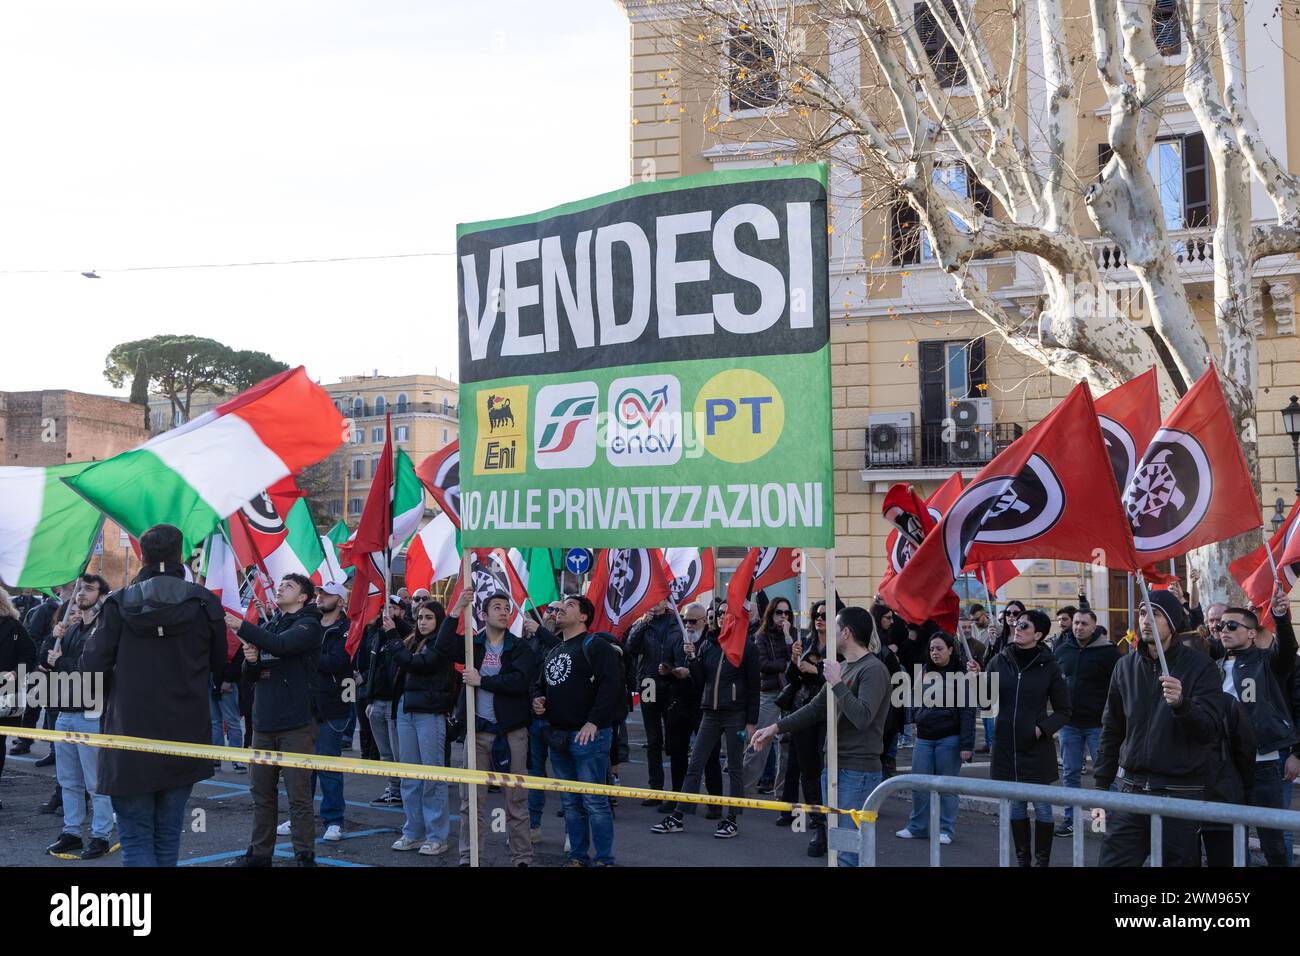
[644,0,1300,597]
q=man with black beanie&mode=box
[1093,587,1223,867]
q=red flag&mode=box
[880,474,964,590]
[416,442,461,528]
[881,383,1139,626]
[1096,367,1162,496]
[1231,499,1300,611]
[586,549,672,637]
[345,417,396,654]
[1123,365,1261,564]
[752,548,801,593]
[446,548,531,637]
[718,547,762,666]
[664,547,716,607]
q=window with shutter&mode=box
[1181,132,1209,227]
[1152,0,1180,55]
[914,2,967,88]
[918,341,948,425]
[727,28,780,111]
[891,197,922,266]
[967,337,987,393]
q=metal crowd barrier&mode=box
[825,774,1300,867]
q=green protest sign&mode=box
[457,163,833,548]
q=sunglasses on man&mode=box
[1214,620,1253,632]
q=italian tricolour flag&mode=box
[64,367,345,556]
[0,462,105,588]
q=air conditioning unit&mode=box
[868,412,915,466]
[947,397,994,464]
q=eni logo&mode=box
[694,369,785,464]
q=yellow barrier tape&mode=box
[12,726,865,824]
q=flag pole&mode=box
[461,551,479,869]
[1133,572,1171,678]
[217,522,270,620]
[824,547,838,868]
[1262,525,1283,594]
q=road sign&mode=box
[564,548,592,575]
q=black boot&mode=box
[807,821,827,858]
[1033,821,1054,867]
[1010,818,1032,867]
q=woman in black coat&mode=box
[976,608,1070,867]
[777,599,829,855]
[0,589,39,803]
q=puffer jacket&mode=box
[913,656,977,751]
[986,642,1072,784]
[393,630,460,715]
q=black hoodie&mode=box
[237,604,324,733]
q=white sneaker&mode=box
[391,836,422,851]
[895,828,918,839]
[564,834,571,853]
[939,833,953,845]
[323,825,342,842]
[275,820,292,836]
[418,841,448,856]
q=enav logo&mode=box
[534,382,598,470]
[695,369,785,463]
[474,385,528,475]
[606,374,682,467]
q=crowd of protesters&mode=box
[1,530,1298,868]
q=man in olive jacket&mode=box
[78,524,228,867]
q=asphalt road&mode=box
[0,713,1285,868]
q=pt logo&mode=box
[694,368,785,464]
[942,455,1065,577]
[1122,428,1212,553]
[473,385,527,475]
[606,375,681,467]
[534,382,598,470]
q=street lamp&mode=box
[1284,396,1300,497]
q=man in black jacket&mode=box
[225,573,323,867]
[305,581,351,842]
[77,526,227,867]
[626,600,681,801]
[652,611,760,840]
[11,583,70,760]
[1215,592,1297,866]
[532,593,623,867]
[1094,589,1223,867]
[437,588,537,867]
[45,573,115,860]
[1053,607,1120,836]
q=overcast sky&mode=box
[0,1,629,396]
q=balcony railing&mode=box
[1088,227,1213,275]
[864,422,1024,470]
[345,401,457,420]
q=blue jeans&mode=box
[528,717,549,828]
[982,717,994,751]
[313,716,347,826]
[1280,751,1294,861]
[908,735,961,837]
[1059,725,1102,823]
[210,686,242,749]
[112,786,193,867]
[549,727,614,865]
[1010,799,1054,822]
[821,767,882,868]
[395,703,450,844]
[1252,758,1289,866]
[54,711,114,840]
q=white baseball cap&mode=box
[319,581,349,599]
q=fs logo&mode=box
[694,368,785,463]
[473,385,528,475]
[606,375,682,467]
[534,383,598,470]
[890,506,942,574]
